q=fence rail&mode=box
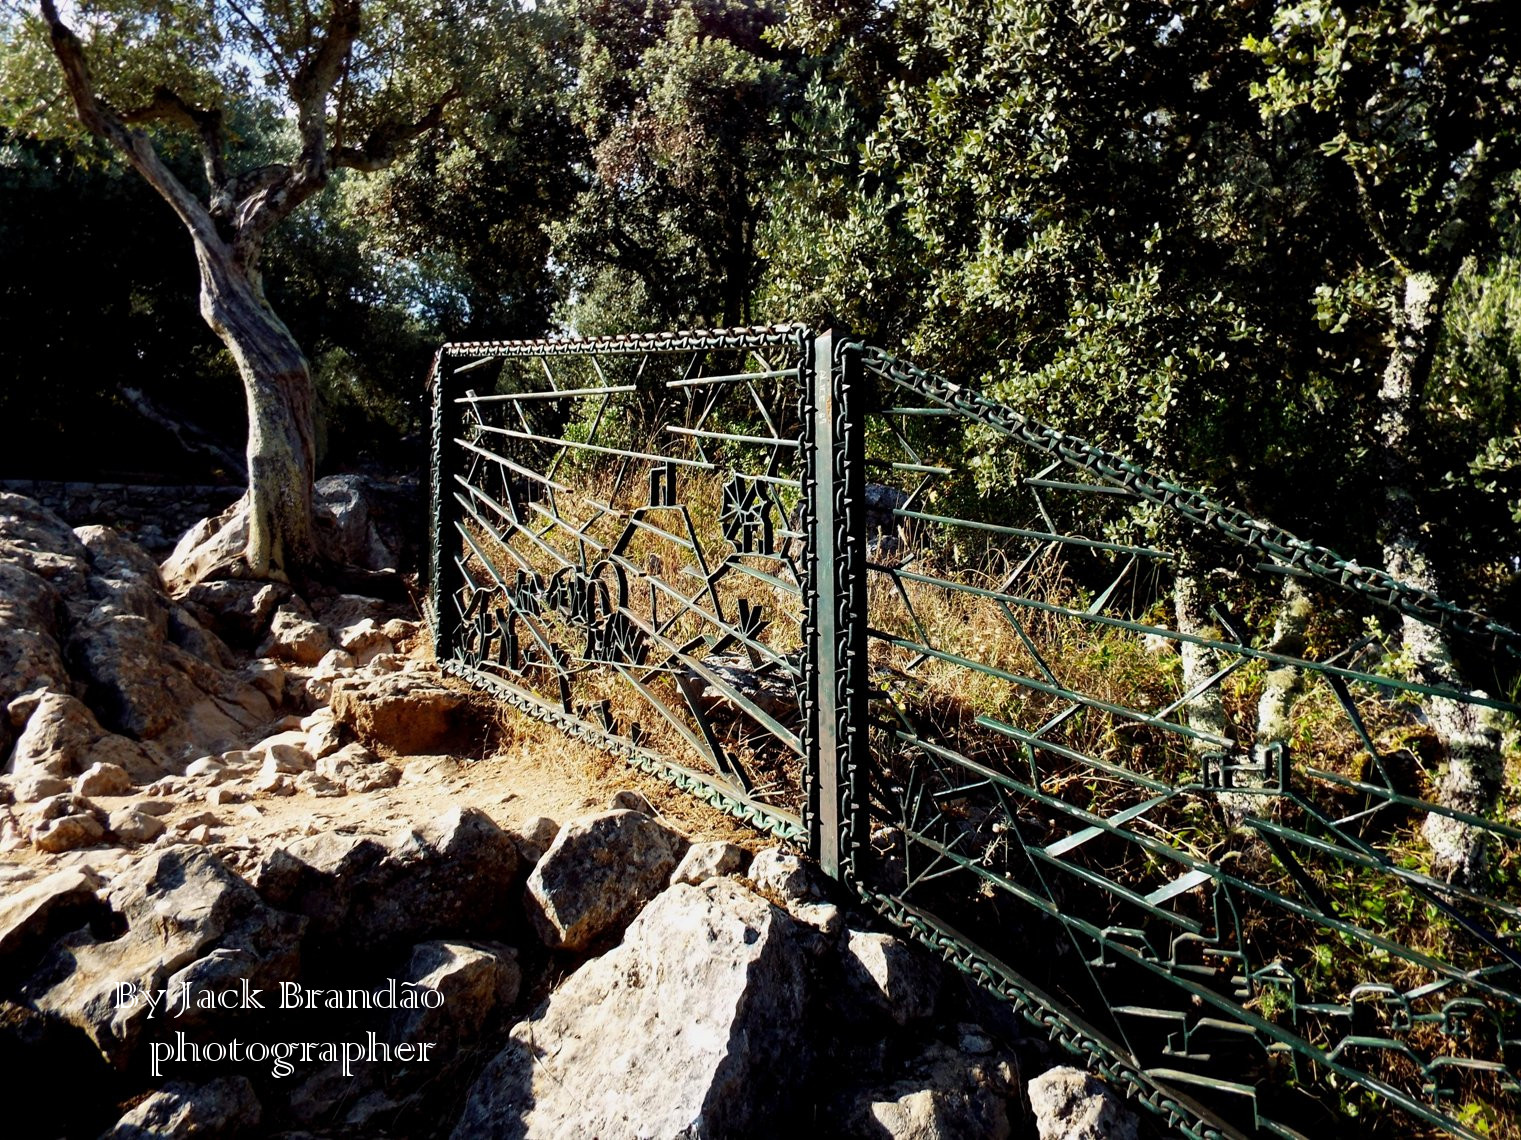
[429,327,1521,1139]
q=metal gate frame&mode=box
[428,326,1521,1140]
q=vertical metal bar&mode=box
[430,354,468,661]
[808,331,868,881]
[807,330,838,877]
[836,341,870,882]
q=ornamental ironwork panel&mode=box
[429,328,1521,1140]
[843,342,1521,1140]
[428,326,830,841]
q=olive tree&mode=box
[0,0,520,582]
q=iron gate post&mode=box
[807,331,869,881]
[428,353,468,661]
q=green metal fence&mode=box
[428,326,1521,1139]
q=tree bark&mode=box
[1172,564,1232,778]
[193,240,317,581]
[1377,268,1502,884]
[1253,575,1311,777]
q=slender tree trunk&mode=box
[1377,268,1502,883]
[1254,575,1311,768]
[1173,563,1232,779]
[193,238,318,583]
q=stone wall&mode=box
[0,480,240,555]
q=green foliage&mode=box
[551,0,795,330]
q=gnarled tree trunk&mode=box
[195,243,317,581]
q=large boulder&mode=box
[253,807,520,956]
[0,866,105,983]
[19,849,305,1069]
[314,473,422,574]
[841,930,943,1027]
[390,940,521,1056]
[525,809,688,951]
[452,877,811,1139]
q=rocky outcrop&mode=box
[252,806,520,956]
[669,839,748,887]
[8,692,170,798]
[0,498,272,780]
[526,809,687,951]
[20,848,305,1068]
[0,866,104,982]
[453,877,811,1140]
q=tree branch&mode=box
[229,0,362,253]
[224,0,294,89]
[37,0,221,248]
[331,89,458,171]
[121,86,230,209]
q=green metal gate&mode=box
[429,326,1521,1139]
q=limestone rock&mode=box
[749,846,828,905]
[382,617,420,648]
[669,839,749,887]
[846,1041,1019,1140]
[33,813,104,853]
[68,525,272,756]
[159,496,250,595]
[526,809,688,951]
[390,940,520,1056]
[315,742,400,794]
[7,691,170,794]
[0,866,104,979]
[329,668,472,755]
[453,878,810,1140]
[259,607,334,666]
[101,1076,261,1139]
[314,473,421,574]
[609,788,655,814]
[338,617,394,664]
[842,930,943,1026]
[511,815,560,866]
[74,761,132,798]
[1027,1067,1137,1140]
[304,714,347,760]
[179,579,296,647]
[294,770,344,797]
[29,793,107,853]
[20,848,305,1068]
[244,658,286,704]
[108,807,166,845]
[0,496,90,735]
[182,756,227,782]
[253,807,519,956]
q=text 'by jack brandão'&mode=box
[114,978,445,1078]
